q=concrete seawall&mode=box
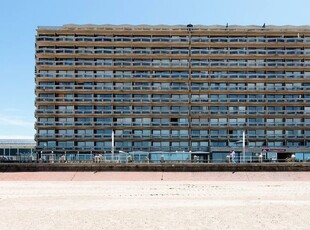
[1,163,310,172]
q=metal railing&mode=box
[1,153,305,164]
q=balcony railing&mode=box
[35,85,310,92]
[37,36,308,44]
[36,60,310,67]
[35,108,310,116]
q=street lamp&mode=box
[229,130,246,163]
[39,150,43,163]
[51,150,54,163]
[242,131,246,163]
[111,130,115,162]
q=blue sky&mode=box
[0,0,309,139]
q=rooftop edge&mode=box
[37,24,310,32]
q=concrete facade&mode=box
[35,24,310,162]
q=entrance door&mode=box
[277,152,292,162]
[267,152,277,162]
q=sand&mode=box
[0,172,310,229]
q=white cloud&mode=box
[0,114,34,127]
[0,135,34,140]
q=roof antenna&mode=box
[187,24,193,31]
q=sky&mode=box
[0,0,310,139]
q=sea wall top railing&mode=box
[0,152,305,164]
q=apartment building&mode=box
[35,24,310,162]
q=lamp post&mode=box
[111,130,114,162]
[229,131,246,163]
[51,150,54,163]
[242,131,246,163]
[39,150,42,163]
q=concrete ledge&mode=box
[1,163,310,172]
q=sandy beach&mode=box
[0,172,310,229]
